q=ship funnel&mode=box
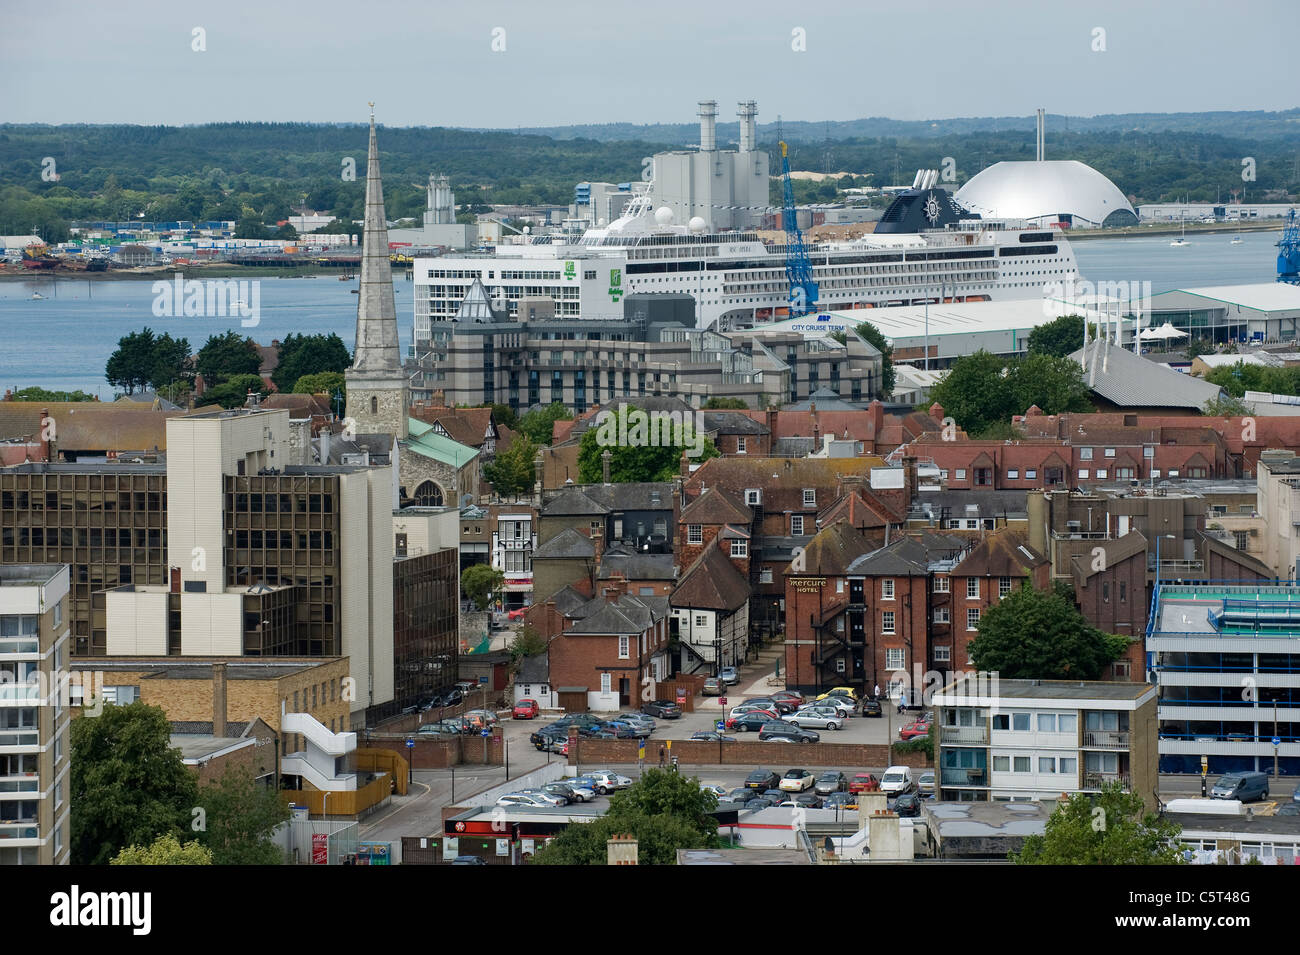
[698,100,717,152]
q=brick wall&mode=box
[566,737,932,769]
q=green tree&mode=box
[197,373,267,409]
[292,371,346,399]
[969,583,1123,680]
[482,435,538,498]
[71,702,200,865]
[1012,782,1186,865]
[701,397,747,410]
[576,405,719,483]
[273,333,352,393]
[854,320,896,397]
[197,331,261,386]
[1203,393,1251,416]
[479,402,519,431]
[105,328,158,395]
[508,626,547,667]
[194,765,290,865]
[146,332,193,393]
[461,564,505,611]
[7,386,97,402]
[1027,314,1086,358]
[518,401,573,445]
[1185,337,1215,360]
[929,349,1091,437]
[1008,353,1093,421]
[234,216,269,239]
[605,767,719,835]
[275,222,298,240]
[111,832,214,866]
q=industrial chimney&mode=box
[737,100,757,153]
[698,100,717,152]
[1036,108,1045,162]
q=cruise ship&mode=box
[411,172,1079,347]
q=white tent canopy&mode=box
[1138,322,1189,341]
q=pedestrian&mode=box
[658,744,665,767]
[873,683,880,701]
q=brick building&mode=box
[545,592,671,712]
[946,531,1051,669]
[669,537,752,675]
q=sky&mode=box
[2,0,1298,128]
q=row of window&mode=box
[993,755,1078,775]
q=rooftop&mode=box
[937,675,1157,703]
[0,564,66,587]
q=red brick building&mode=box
[544,591,672,712]
[947,530,1052,668]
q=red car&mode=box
[899,718,932,741]
[506,608,527,621]
[849,772,880,793]
[513,698,540,719]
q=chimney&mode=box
[680,450,691,479]
[810,403,820,444]
[170,567,181,594]
[601,448,612,485]
[868,399,884,438]
[606,833,639,865]
[929,401,945,423]
[212,662,228,738]
[697,100,717,153]
[904,454,918,503]
[38,407,50,462]
[766,407,778,438]
[737,100,758,153]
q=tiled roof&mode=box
[1070,531,1147,583]
[541,482,674,515]
[680,486,752,525]
[951,530,1047,577]
[566,593,669,635]
[596,544,676,581]
[670,543,750,612]
[701,411,769,436]
[533,527,595,560]
[847,537,931,576]
[792,521,875,576]
[817,487,902,529]
[517,654,549,684]
[0,402,178,452]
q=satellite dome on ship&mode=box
[955,160,1137,230]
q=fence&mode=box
[564,737,932,770]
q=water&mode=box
[0,230,1282,397]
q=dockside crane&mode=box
[1278,209,1300,285]
[779,140,818,316]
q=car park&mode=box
[719,666,740,685]
[814,771,847,795]
[894,793,922,817]
[745,769,780,790]
[703,676,726,696]
[728,712,782,732]
[918,771,936,796]
[849,772,880,793]
[759,723,820,743]
[880,766,915,795]
[691,732,736,742]
[784,710,844,731]
[512,699,540,719]
[642,700,682,719]
[779,768,816,792]
[586,771,633,794]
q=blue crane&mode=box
[779,140,818,316]
[1278,209,1300,285]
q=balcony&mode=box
[1082,731,1130,750]
[1082,772,1131,789]
[0,822,39,840]
[940,726,989,745]
[0,731,39,749]
[940,767,988,787]
[0,776,39,793]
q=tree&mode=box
[111,833,213,866]
[197,373,267,409]
[194,765,290,865]
[530,769,718,865]
[518,401,573,445]
[928,349,1091,437]
[272,333,351,393]
[1185,337,1215,360]
[7,386,97,402]
[105,328,158,395]
[197,331,261,386]
[701,396,747,410]
[479,402,519,431]
[1203,393,1251,417]
[1027,314,1085,358]
[275,222,298,240]
[234,217,269,239]
[1012,782,1186,865]
[1008,353,1093,421]
[483,435,538,498]
[576,405,719,483]
[146,332,193,393]
[854,321,895,397]
[293,371,346,399]
[968,583,1124,680]
[71,702,199,865]
[508,626,547,667]
[461,564,505,611]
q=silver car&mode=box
[783,710,844,730]
[615,712,656,735]
[495,793,552,808]
[799,698,853,717]
[586,771,633,794]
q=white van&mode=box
[880,765,915,795]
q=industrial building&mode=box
[1139,202,1297,222]
[1145,283,1300,343]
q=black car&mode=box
[642,700,682,719]
[727,787,759,804]
[427,688,464,709]
[786,791,822,809]
[894,793,922,817]
[530,725,567,750]
[861,699,882,718]
[758,723,820,743]
[745,769,780,790]
[730,712,781,733]
[746,696,796,714]
[450,855,487,865]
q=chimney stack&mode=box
[737,100,758,153]
[601,448,612,485]
[698,100,717,153]
[1036,108,1045,162]
[607,834,639,865]
[38,407,50,462]
[212,662,228,738]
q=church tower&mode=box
[345,107,408,440]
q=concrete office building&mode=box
[0,564,71,865]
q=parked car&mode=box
[745,769,780,791]
[814,771,848,795]
[800,697,852,717]
[544,781,595,803]
[729,702,780,720]
[779,768,816,792]
[418,718,471,736]
[496,792,552,808]
[784,710,844,731]
[451,855,488,865]
[918,771,936,796]
[849,772,880,793]
[586,771,633,795]
[746,696,796,714]
[823,791,855,811]
[615,712,657,735]
[593,721,639,739]
[786,791,823,809]
[728,712,782,732]
[899,719,931,741]
[454,681,478,695]
[1278,803,1300,816]
[816,687,858,702]
[880,766,915,795]
[747,797,777,810]
[512,699,540,719]
[1211,771,1269,802]
[699,783,728,798]
[893,793,922,817]
[861,699,883,718]
[568,775,601,793]
[771,690,803,706]
[719,666,740,685]
[759,723,820,743]
[691,732,736,742]
[642,700,682,719]
[702,676,726,696]
[727,787,759,804]
[429,688,464,708]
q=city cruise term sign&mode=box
[609,268,623,302]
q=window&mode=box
[1086,711,1120,731]
[687,524,702,545]
[1104,447,1116,457]
[53,602,62,628]
[934,608,950,624]
[1013,756,1031,773]
[993,755,1010,772]
[1080,447,1093,460]
[1025,469,1037,480]
[1012,712,1030,731]
[1037,713,1057,732]
[934,576,949,593]
[1006,469,1019,479]
[966,608,980,630]
[759,568,773,584]
[882,579,895,600]
[736,437,746,453]
[993,714,1010,731]
[1059,757,1077,776]
[934,645,950,662]
[966,578,979,599]
[886,648,904,671]
[600,672,611,694]
[1102,581,1110,603]
[1058,713,1077,733]
[745,489,761,505]
[694,615,707,628]
[882,611,895,633]
[1078,469,1089,480]
[802,489,816,507]
[618,636,629,659]
[1119,581,1127,602]
[1039,757,1057,773]
[998,577,1012,598]
[1234,530,1249,550]
[955,469,966,480]
[791,515,804,535]
[835,658,846,673]
[1095,469,1107,479]
[730,540,748,558]
[412,481,443,507]
[1144,446,1155,458]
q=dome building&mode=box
[955,159,1137,229]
